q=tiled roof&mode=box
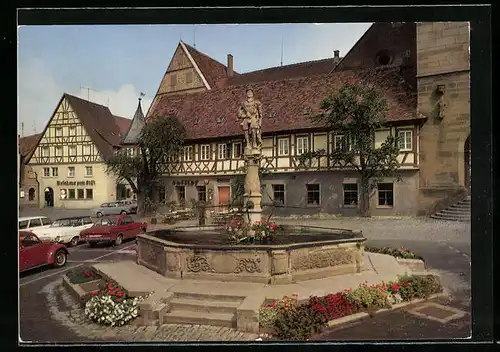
[148,67,423,141]
[122,100,146,144]
[19,133,42,157]
[223,57,342,87]
[26,94,131,162]
[182,42,238,89]
[113,115,132,137]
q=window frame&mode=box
[68,189,76,200]
[183,146,193,161]
[67,167,75,178]
[69,146,77,156]
[197,185,207,202]
[306,184,321,206]
[200,144,210,161]
[218,143,227,160]
[77,189,85,199]
[43,167,50,177]
[278,138,290,156]
[272,184,285,205]
[52,167,58,177]
[296,136,309,156]
[232,142,242,159]
[85,166,93,177]
[69,126,77,136]
[377,183,394,208]
[83,145,91,155]
[55,146,63,156]
[86,189,93,199]
[342,183,359,207]
[55,127,63,137]
[41,146,50,157]
[397,130,413,152]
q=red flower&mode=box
[391,284,400,292]
[116,292,123,297]
[107,283,113,290]
[116,298,121,302]
[109,291,115,296]
[407,282,411,286]
[280,309,284,313]
[91,291,98,295]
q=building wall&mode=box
[416,22,470,215]
[161,170,419,216]
[19,165,39,208]
[31,162,117,209]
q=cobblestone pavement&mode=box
[38,279,259,342]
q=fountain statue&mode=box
[237,88,263,226]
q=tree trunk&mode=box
[137,190,147,218]
[360,176,371,217]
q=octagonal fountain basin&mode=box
[136,225,366,285]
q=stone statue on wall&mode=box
[237,88,263,151]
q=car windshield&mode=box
[95,217,117,226]
[51,218,81,227]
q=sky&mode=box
[18,23,372,136]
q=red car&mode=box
[19,231,69,272]
[80,214,147,247]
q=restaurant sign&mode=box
[172,180,196,186]
[57,180,96,187]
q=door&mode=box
[218,186,230,211]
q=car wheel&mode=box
[69,236,79,247]
[114,235,123,246]
[97,212,103,218]
[53,250,67,268]
[120,210,127,215]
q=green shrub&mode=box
[66,266,101,284]
[344,282,392,310]
[272,302,327,340]
[365,246,423,260]
[391,275,443,301]
[258,294,298,328]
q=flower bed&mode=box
[258,274,443,340]
[225,219,284,244]
[66,266,102,285]
[365,246,423,260]
[84,281,146,327]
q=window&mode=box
[374,130,391,149]
[183,146,193,161]
[69,126,76,136]
[186,71,193,84]
[41,217,52,226]
[77,189,84,199]
[43,167,50,177]
[22,235,40,247]
[30,218,42,228]
[176,186,185,203]
[28,188,35,201]
[85,166,93,177]
[278,138,289,156]
[122,216,134,225]
[334,135,346,151]
[83,217,93,225]
[55,146,63,156]
[20,190,25,198]
[378,183,394,207]
[200,145,210,160]
[55,127,63,137]
[68,189,76,199]
[69,146,77,156]
[86,189,93,199]
[68,167,75,177]
[398,130,413,151]
[83,145,91,155]
[232,142,242,159]
[296,136,309,156]
[343,183,358,206]
[51,167,58,177]
[218,144,227,160]
[197,186,207,202]
[272,184,285,205]
[306,184,320,206]
[19,220,28,229]
[42,147,50,157]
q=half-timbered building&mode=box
[23,94,131,209]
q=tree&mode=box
[105,116,186,216]
[297,83,402,217]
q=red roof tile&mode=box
[183,42,237,89]
[19,133,42,157]
[113,115,132,136]
[148,67,423,141]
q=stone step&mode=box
[173,291,246,303]
[431,214,471,222]
[163,310,236,328]
[450,204,471,210]
[170,298,241,314]
[441,209,471,215]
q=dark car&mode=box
[80,214,147,247]
[19,231,69,272]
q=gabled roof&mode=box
[182,42,238,89]
[19,133,42,157]
[223,57,342,87]
[26,94,131,162]
[122,99,146,145]
[148,67,424,141]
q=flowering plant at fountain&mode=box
[84,282,145,326]
[225,219,251,243]
[251,220,284,242]
[365,246,423,260]
[258,294,298,329]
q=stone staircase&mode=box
[431,196,471,222]
[163,292,246,328]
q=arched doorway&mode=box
[28,188,35,201]
[44,187,54,207]
[464,135,471,193]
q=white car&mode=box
[35,216,95,247]
[19,216,53,231]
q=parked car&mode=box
[117,200,137,214]
[80,214,147,247]
[19,216,53,231]
[19,231,69,272]
[91,202,136,217]
[35,216,95,247]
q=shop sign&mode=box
[57,180,96,187]
[172,180,196,186]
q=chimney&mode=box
[334,50,340,59]
[227,54,234,77]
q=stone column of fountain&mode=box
[237,88,264,231]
